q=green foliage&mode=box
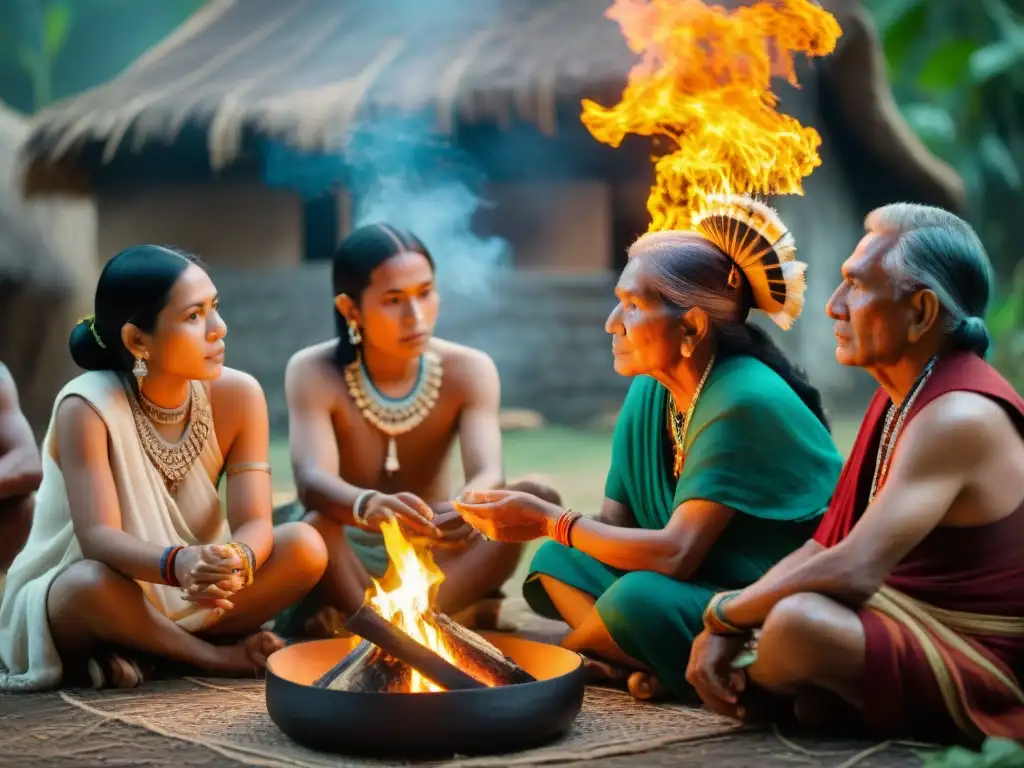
[987,260,1024,390]
[0,0,206,113]
[865,0,1024,384]
[919,737,1024,767]
[9,0,74,110]
[865,0,1023,196]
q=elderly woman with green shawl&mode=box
[455,196,844,702]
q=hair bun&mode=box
[692,195,807,330]
[952,315,991,358]
[69,317,113,371]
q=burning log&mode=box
[313,639,408,692]
[345,604,485,691]
[429,612,535,687]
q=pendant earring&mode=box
[681,344,692,359]
[132,354,148,390]
[348,321,362,346]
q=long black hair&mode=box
[636,232,831,431]
[69,245,199,372]
[331,223,435,368]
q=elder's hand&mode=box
[452,490,558,543]
[685,629,750,720]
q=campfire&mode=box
[311,519,536,694]
[580,0,842,230]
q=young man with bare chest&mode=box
[273,224,556,638]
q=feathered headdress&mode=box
[692,195,807,330]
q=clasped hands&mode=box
[174,544,248,611]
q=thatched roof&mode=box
[23,0,633,175]
[19,0,963,213]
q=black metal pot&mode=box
[265,632,585,757]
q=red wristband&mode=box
[554,509,582,547]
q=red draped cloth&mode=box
[813,351,1024,744]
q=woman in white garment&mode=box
[0,245,328,691]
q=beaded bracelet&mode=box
[702,590,748,636]
[553,509,582,548]
[227,542,255,586]
[159,545,183,587]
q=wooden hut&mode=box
[16,0,963,431]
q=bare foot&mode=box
[88,652,146,689]
[628,671,669,701]
[304,606,352,639]
[451,596,517,632]
[581,656,631,688]
[213,631,285,677]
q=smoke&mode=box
[341,115,511,297]
[260,0,515,297]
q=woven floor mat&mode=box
[1,678,744,768]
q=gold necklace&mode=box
[667,352,716,478]
[126,379,212,495]
[343,351,443,475]
[138,387,191,425]
[868,355,938,502]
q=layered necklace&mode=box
[343,351,444,475]
[667,352,716,478]
[868,355,939,502]
[125,378,212,495]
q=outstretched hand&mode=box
[361,492,441,538]
[452,489,558,543]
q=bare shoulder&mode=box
[54,394,109,464]
[209,366,266,408]
[285,340,342,398]
[903,391,1010,466]
[430,338,499,394]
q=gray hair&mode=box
[629,231,747,325]
[866,202,994,357]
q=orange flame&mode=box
[367,519,456,693]
[582,0,842,231]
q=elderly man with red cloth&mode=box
[685,202,1024,745]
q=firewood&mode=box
[430,612,536,687]
[313,638,412,692]
[344,604,485,691]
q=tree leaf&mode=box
[880,1,929,76]
[978,132,1022,189]
[901,103,958,144]
[871,0,927,34]
[969,37,1024,83]
[917,39,979,93]
[43,1,72,61]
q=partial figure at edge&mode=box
[0,362,42,574]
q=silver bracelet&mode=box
[352,490,378,527]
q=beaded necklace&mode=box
[343,351,443,475]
